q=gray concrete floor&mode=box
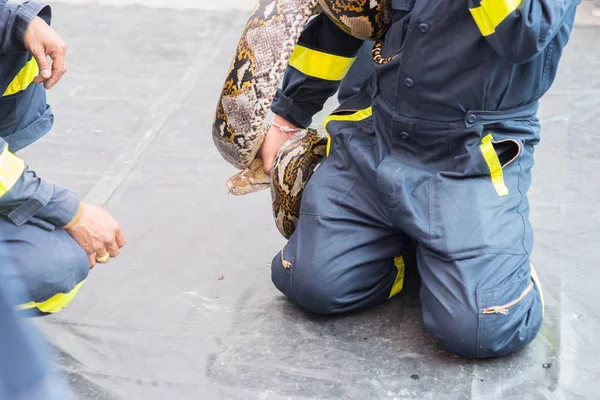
[18,2,600,399]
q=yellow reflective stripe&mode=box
[323,106,373,156]
[289,45,355,81]
[388,256,405,299]
[18,279,86,314]
[530,263,545,318]
[3,57,39,97]
[480,134,508,196]
[469,0,522,37]
[0,147,25,197]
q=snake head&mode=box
[226,158,271,195]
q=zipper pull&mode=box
[482,307,509,315]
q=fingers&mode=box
[44,43,67,89]
[96,227,126,265]
[106,242,120,258]
[23,16,68,89]
[115,227,127,248]
[31,51,52,85]
[95,250,111,264]
[87,252,97,269]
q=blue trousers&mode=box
[271,85,545,359]
[0,216,89,315]
[0,263,72,399]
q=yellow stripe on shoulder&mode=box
[289,45,356,81]
[469,0,522,37]
[3,57,39,97]
[0,146,25,197]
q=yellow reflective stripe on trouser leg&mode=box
[530,264,545,318]
[480,133,508,196]
[0,146,25,197]
[469,0,522,36]
[388,256,405,299]
[3,57,39,97]
[18,279,86,314]
[289,45,356,81]
[323,106,373,156]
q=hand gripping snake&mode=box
[212,0,392,238]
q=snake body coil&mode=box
[213,0,391,238]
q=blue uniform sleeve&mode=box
[0,2,79,229]
[271,13,364,128]
[0,1,51,54]
[0,140,81,229]
[467,0,581,64]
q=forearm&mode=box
[0,144,81,229]
[0,1,50,54]
[271,13,364,127]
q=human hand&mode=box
[259,115,299,174]
[65,204,127,268]
[23,16,68,89]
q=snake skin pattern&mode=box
[213,0,391,238]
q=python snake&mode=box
[213,0,391,238]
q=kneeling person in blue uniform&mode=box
[260,0,580,358]
[0,1,126,315]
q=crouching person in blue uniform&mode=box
[260,0,581,358]
[0,0,126,315]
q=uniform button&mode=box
[400,131,410,140]
[404,78,415,88]
[419,23,429,33]
[467,114,477,124]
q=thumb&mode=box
[32,52,51,84]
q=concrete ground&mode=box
[17,1,600,399]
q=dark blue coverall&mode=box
[270,0,580,358]
[0,262,72,399]
[0,1,89,315]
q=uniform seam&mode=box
[428,179,433,246]
[432,249,528,262]
[517,122,535,255]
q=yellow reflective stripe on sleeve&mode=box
[530,263,545,317]
[388,256,405,299]
[469,0,522,37]
[480,134,508,196]
[18,279,86,314]
[0,147,25,197]
[3,57,39,97]
[289,45,356,81]
[323,106,373,156]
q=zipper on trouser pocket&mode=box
[482,281,534,315]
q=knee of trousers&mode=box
[422,281,544,359]
[271,249,348,315]
[17,232,90,314]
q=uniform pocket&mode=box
[429,134,526,257]
[299,128,362,218]
[302,110,376,218]
[476,276,542,358]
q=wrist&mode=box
[271,114,302,136]
[16,3,51,48]
[61,202,84,230]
